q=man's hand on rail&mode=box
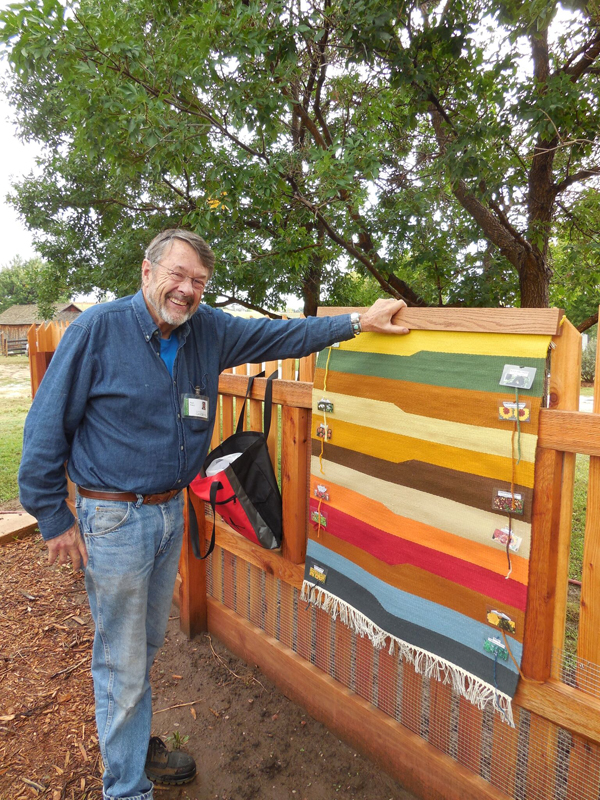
[47,522,88,571]
[360,299,410,335]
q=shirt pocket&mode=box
[183,415,213,434]
[83,502,131,536]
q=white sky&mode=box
[0,30,41,269]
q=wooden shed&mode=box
[0,302,90,355]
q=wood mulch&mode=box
[0,535,99,800]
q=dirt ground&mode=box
[0,533,416,800]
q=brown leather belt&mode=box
[77,487,181,505]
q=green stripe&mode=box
[317,349,547,395]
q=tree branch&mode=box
[563,31,600,81]
[212,295,283,319]
[577,313,598,333]
[555,167,600,194]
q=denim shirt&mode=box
[19,291,353,540]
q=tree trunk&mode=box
[301,258,322,317]
[519,251,551,307]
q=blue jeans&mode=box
[77,491,184,800]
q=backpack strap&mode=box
[187,483,219,560]
[235,370,265,434]
[262,369,278,438]
[234,368,279,437]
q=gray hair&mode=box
[145,229,215,278]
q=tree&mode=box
[0,257,67,314]
[1,0,599,313]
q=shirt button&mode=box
[177,413,181,419]
[180,445,184,450]
[177,479,181,483]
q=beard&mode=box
[146,287,196,328]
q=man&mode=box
[19,229,410,800]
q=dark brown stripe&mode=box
[311,441,533,523]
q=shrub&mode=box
[581,338,597,383]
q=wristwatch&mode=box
[350,312,362,336]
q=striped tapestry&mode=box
[301,329,552,725]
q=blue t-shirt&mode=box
[159,334,178,377]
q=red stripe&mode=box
[309,500,527,611]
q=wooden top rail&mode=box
[219,373,312,408]
[538,408,600,456]
[317,306,565,335]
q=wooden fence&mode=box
[27,310,600,800]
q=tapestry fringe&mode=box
[301,581,515,727]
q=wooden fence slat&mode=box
[179,491,208,637]
[526,713,557,800]
[248,362,263,432]
[577,312,600,673]
[490,711,519,797]
[566,734,600,800]
[314,606,332,676]
[521,448,563,682]
[548,320,582,675]
[457,698,483,776]
[280,358,295,380]
[298,353,316,383]
[578,453,600,671]
[281,405,309,564]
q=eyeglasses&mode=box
[154,263,207,292]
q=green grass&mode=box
[563,454,588,657]
[0,396,31,501]
[0,355,32,502]
[580,385,594,397]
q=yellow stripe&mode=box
[312,417,535,487]
[312,456,531,558]
[339,330,552,359]
[313,391,537,463]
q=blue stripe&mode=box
[307,539,522,673]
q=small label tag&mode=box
[308,562,328,585]
[492,527,522,553]
[182,394,209,419]
[316,423,332,440]
[484,637,509,661]
[499,365,536,390]
[317,399,334,413]
[486,609,516,634]
[492,489,524,515]
[314,484,330,501]
[498,400,531,422]
[310,509,328,528]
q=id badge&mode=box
[182,393,210,420]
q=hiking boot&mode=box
[145,735,197,785]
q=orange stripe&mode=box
[310,476,529,584]
[314,370,541,431]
